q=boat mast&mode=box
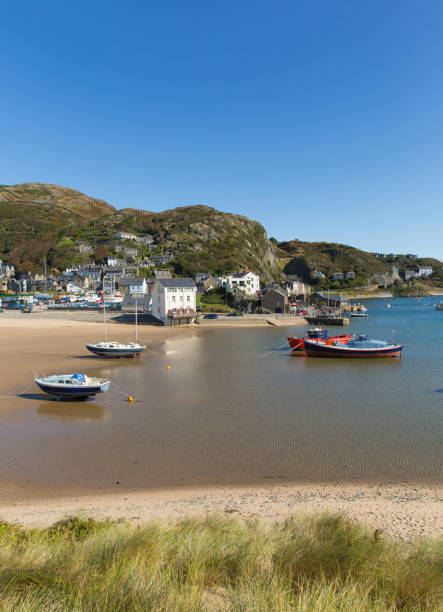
[135,299,138,343]
[103,294,107,341]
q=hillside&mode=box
[0,183,115,219]
[1,182,441,285]
[93,205,278,279]
[275,239,443,288]
[0,184,278,279]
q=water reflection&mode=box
[37,402,108,423]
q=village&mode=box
[0,229,440,324]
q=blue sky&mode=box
[1,1,443,258]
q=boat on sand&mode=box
[35,373,111,400]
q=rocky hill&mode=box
[276,239,443,288]
[1,182,441,286]
[94,205,278,279]
[0,184,278,279]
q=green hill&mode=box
[275,239,443,288]
[0,184,278,279]
[0,183,115,219]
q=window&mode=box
[186,295,190,302]
[172,295,176,303]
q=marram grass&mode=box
[0,513,441,611]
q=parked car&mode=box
[203,313,218,319]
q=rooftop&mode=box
[157,278,195,288]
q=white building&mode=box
[404,269,418,281]
[284,279,308,297]
[417,266,433,277]
[151,278,197,324]
[117,277,148,295]
[115,231,138,241]
[313,270,325,279]
[220,271,260,296]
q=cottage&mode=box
[107,257,127,267]
[284,278,308,296]
[418,266,433,277]
[313,271,325,279]
[332,272,344,281]
[220,271,260,296]
[151,278,197,325]
[312,292,349,309]
[140,235,154,245]
[115,231,138,242]
[154,269,172,279]
[117,277,148,295]
[346,271,356,280]
[404,269,417,281]
[261,287,289,314]
[77,243,93,254]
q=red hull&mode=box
[287,334,352,352]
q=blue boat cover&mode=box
[72,373,87,382]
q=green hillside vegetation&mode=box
[275,240,443,289]
[0,185,279,279]
[1,183,442,286]
[276,240,388,287]
[0,513,440,611]
[0,183,115,219]
[94,205,279,280]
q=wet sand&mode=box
[0,312,441,536]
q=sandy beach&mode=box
[0,311,441,537]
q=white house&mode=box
[115,231,138,241]
[404,269,418,281]
[417,266,433,277]
[151,278,197,324]
[332,272,344,281]
[313,271,325,279]
[117,277,148,295]
[284,279,308,297]
[220,271,260,296]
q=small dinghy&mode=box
[34,373,111,400]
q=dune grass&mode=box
[0,513,441,610]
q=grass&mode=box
[0,513,441,610]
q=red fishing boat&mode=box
[304,335,403,358]
[287,328,352,353]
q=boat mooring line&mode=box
[109,383,139,403]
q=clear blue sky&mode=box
[1,1,443,258]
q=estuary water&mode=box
[1,298,442,492]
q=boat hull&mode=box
[85,344,145,358]
[304,341,402,358]
[35,381,109,399]
[287,334,352,353]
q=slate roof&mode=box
[157,278,195,288]
[118,277,146,286]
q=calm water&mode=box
[1,298,442,491]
